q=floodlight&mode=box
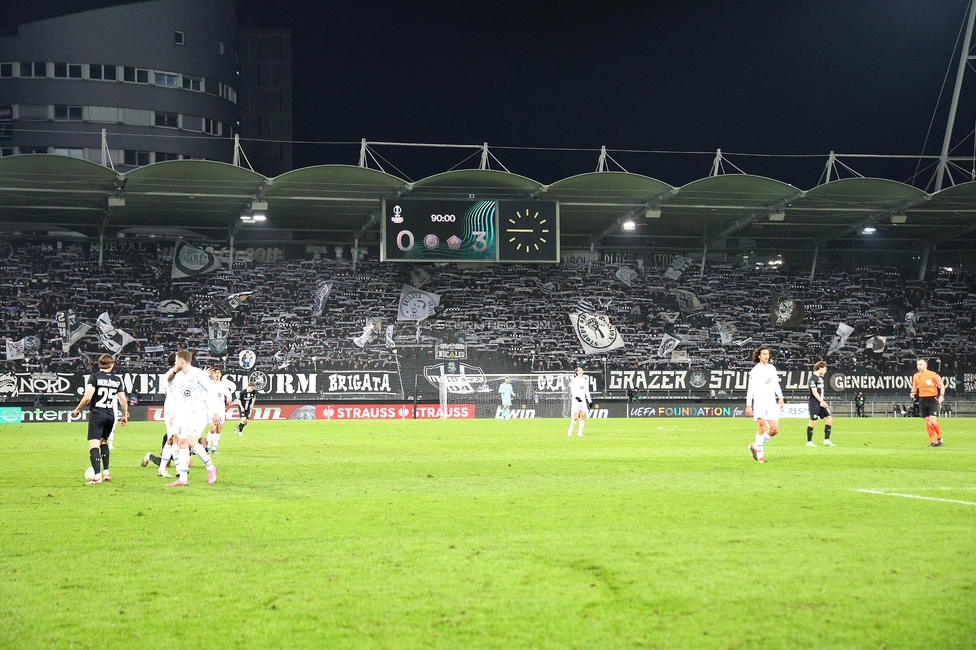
[622,220,636,231]
[862,226,877,234]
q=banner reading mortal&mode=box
[569,312,626,355]
[171,240,221,279]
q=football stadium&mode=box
[1,2,975,649]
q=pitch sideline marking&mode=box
[856,489,976,506]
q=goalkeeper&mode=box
[498,377,514,420]
[567,367,592,437]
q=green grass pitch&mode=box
[1,416,973,649]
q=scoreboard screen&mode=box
[381,199,558,263]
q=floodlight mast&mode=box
[935,0,976,191]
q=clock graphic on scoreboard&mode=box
[497,201,559,262]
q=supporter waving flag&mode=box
[96,313,135,355]
[5,338,25,361]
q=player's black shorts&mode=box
[919,397,940,418]
[87,410,116,441]
[808,402,830,420]
[240,408,252,420]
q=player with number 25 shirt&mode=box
[73,354,129,484]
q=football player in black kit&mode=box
[73,354,129,484]
[806,360,834,446]
[234,381,257,435]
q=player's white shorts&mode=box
[752,401,781,421]
[174,413,209,440]
[571,395,588,416]
[211,412,225,426]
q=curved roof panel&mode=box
[409,169,543,197]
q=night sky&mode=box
[4,1,975,186]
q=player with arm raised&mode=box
[567,367,592,437]
[806,360,834,446]
[910,358,946,447]
[165,350,217,487]
[498,377,514,420]
[745,345,785,463]
[72,354,128,484]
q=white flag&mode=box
[409,268,432,289]
[827,323,854,356]
[904,311,918,337]
[658,334,681,358]
[865,336,887,353]
[56,309,91,352]
[311,280,334,317]
[385,324,396,348]
[569,312,625,355]
[171,241,221,279]
[352,317,383,348]
[718,322,736,346]
[397,285,440,322]
[96,312,135,355]
[5,338,25,361]
[615,266,638,287]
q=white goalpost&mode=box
[432,373,575,419]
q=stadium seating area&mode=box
[1,240,974,379]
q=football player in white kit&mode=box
[745,345,785,463]
[165,350,217,487]
[567,366,592,437]
[206,367,233,454]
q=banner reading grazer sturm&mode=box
[171,240,221,279]
[397,285,440,322]
[208,317,231,355]
[311,280,334,317]
[769,292,805,329]
[569,312,626,355]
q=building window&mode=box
[54,105,83,121]
[0,64,11,77]
[89,64,117,81]
[20,62,46,77]
[53,148,84,159]
[1,148,14,157]
[154,72,178,88]
[204,118,220,135]
[182,75,202,91]
[175,31,185,45]
[53,63,83,79]
[154,111,179,128]
[20,146,49,154]
[123,150,150,166]
[218,41,225,55]
[204,78,220,96]
[155,152,180,162]
[54,62,66,77]
[123,66,149,83]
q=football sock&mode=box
[761,433,771,444]
[755,433,764,447]
[108,432,115,446]
[100,443,110,470]
[159,444,174,472]
[577,420,585,435]
[933,422,941,437]
[206,432,213,448]
[177,447,190,482]
[149,454,162,466]
[925,422,935,443]
[89,447,101,476]
[212,433,220,450]
[160,433,168,450]
[806,426,814,442]
[568,419,576,435]
[824,425,831,440]
[192,443,213,467]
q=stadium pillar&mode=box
[810,245,819,281]
[699,243,707,277]
[918,247,930,281]
[98,231,103,267]
[229,234,235,271]
[935,0,976,191]
[353,238,359,271]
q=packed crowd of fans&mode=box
[1,240,974,381]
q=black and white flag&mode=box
[673,289,703,315]
[664,255,691,281]
[397,285,440,322]
[171,241,221,279]
[661,311,681,324]
[158,299,190,315]
[96,312,136,355]
[311,280,334,317]
[769,292,805,329]
[220,291,255,314]
[827,323,854,356]
[208,317,231,355]
[5,338,25,361]
[575,298,596,314]
[385,324,396,348]
[905,311,918,337]
[352,317,383,348]
[56,309,92,352]
[615,266,638,287]
[409,268,432,289]
[569,312,626,355]
[658,334,681,358]
[718,322,736,346]
[865,336,887,353]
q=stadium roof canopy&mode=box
[2,154,975,256]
